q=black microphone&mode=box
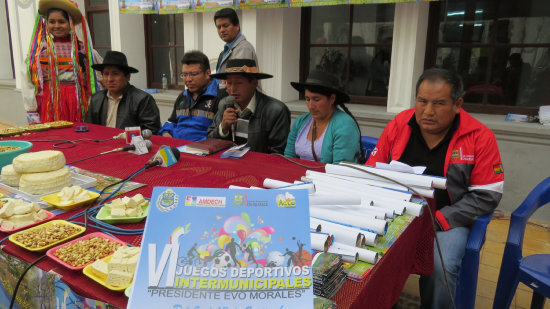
[145,147,181,168]
[101,139,153,155]
[226,96,237,142]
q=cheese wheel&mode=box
[19,167,72,195]
[1,164,21,186]
[13,150,66,173]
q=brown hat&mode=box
[210,59,272,80]
[39,0,82,25]
[91,51,139,73]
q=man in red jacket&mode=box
[367,68,504,309]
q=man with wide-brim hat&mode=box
[85,50,161,134]
[38,0,82,24]
[207,58,290,154]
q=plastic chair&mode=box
[361,136,378,160]
[493,177,550,309]
[455,212,493,309]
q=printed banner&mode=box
[128,187,314,308]
[194,0,235,12]
[119,0,159,14]
[238,0,287,10]
[158,0,195,13]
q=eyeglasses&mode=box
[180,71,204,79]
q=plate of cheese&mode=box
[41,186,99,211]
[0,198,55,233]
[96,194,149,224]
[9,220,85,252]
[46,232,125,270]
[83,246,140,291]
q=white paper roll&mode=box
[310,217,362,247]
[263,178,316,193]
[310,208,387,235]
[327,246,359,264]
[310,232,332,252]
[326,164,434,189]
[363,232,378,247]
[331,242,378,264]
[405,202,424,216]
[308,192,362,206]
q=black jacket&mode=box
[85,84,161,134]
[207,91,290,154]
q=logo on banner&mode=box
[185,196,226,207]
[232,193,244,206]
[276,192,296,208]
[157,189,179,212]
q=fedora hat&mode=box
[39,0,82,25]
[210,59,272,80]
[291,70,350,103]
[91,51,139,73]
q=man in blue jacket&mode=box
[158,51,219,141]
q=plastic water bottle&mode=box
[161,73,168,90]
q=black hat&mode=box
[210,59,272,80]
[91,51,139,73]
[291,70,350,103]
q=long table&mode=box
[0,123,433,308]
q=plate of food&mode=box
[83,246,140,292]
[43,121,73,129]
[20,124,50,132]
[41,186,99,211]
[46,232,125,270]
[0,127,25,136]
[9,220,85,252]
[96,194,149,224]
[0,198,56,233]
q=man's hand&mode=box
[221,107,239,134]
[162,132,172,138]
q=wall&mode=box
[0,0,13,79]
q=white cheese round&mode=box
[13,150,66,173]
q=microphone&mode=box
[113,129,153,141]
[101,139,153,155]
[66,140,153,165]
[145,146,181,168]
[226,96,237,143]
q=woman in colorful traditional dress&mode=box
[25,0,99,123]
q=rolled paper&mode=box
[405,202,424,217]
[331,242,379,264]
[310,217,362,247]
[363,231,378,247]
[370,202,405,216]
[249,186,264,190]
[325,164,434,189]
[431,176,447,190]
[310,232,332,252]
[310,208,387,235]
[308,192,361,206]
[263,178,293,188]
[327,246,359,264]
[310,220,321,232]
[306,170,412,201]
[228,185,248,189]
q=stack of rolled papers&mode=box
[311,252,348,299]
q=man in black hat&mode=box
[85,50,161,134]
[207,58,290,154]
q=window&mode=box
[426,0,550,114]
[300,4,395,105]
[85,0,111,58]
[144,14,184,90]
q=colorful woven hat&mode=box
[38,0,82,25]
[210,59,272,80]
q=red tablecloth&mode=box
[0,123,433,308]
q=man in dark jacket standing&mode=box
[207,59,290,154]
[85,51,161,134]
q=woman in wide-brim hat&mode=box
[25,0,100,124]
[284,70,364,164]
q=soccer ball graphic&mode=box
[212,252,233,268]
[266,251,285,267]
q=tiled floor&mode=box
[396,211,550,309]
